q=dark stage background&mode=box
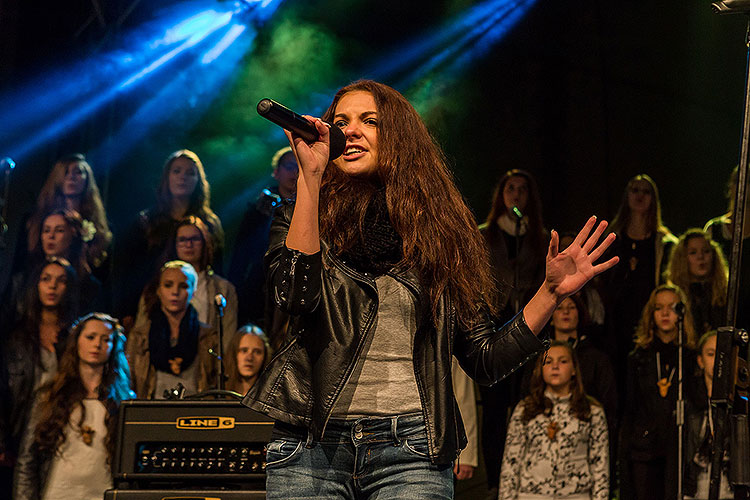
[0,0,747,286]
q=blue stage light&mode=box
[0,0,283,163]
[202,23,248,64]
[120,11,233,89]
[87,26,257,169]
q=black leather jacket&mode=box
[0,329,64,459]
[13,399,51,500]
[242,204,546,465]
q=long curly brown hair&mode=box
[149,150,224,252]
[318,80,498,324]
[634,283,697,349]
[521,340,598,423]
[34,313,135,462]
[666,229,728,309]
[26,154,112,268]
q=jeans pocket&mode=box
[265,438,303,468]
[402,436,430,458]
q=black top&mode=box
[228,186,293,327]
[688,281,726,336]
[621,337,697,500]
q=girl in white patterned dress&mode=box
[499,340,609,500]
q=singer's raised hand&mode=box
[284,116,330,180]
[522,216,618,334]
[544,216,618,299]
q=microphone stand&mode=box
[512,207,523,314]
[710,4,750,500]
[675,303,686,500]
[191,296,240,400]
[0,157,15,249]
[216,298,226,391]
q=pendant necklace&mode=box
[81,425,95,446]
[656,351,675,398]
[547,420,558,440]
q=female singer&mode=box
[621,283,697,500]
[25,154,111,271]
[161,215,237,350]
[243,79,618,499]
[666,229,728,335]
[13,313,134,500]
[126,260,217,399]
[224,324,271,395]
[0,258,79,467]
[115,150,224,328]
[499,340,609,500]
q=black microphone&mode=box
[257,98,346,161]
[673,302,686,318]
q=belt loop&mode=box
[305,429,314,448]
[391,415,400,446]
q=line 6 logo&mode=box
[176,416,236,429]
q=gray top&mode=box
[331,274,422,418]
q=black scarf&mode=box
[148,304,200,375]
[339,189,402,276]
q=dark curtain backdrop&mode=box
[0,0,747,291]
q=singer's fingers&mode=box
[581,220,608,254]
[588,232,616,263]
[283,128,298,152]
[283,128,314,169]
[313,118,330,143]
[592,256,619,276]
[548,230,559,259]
[571,216,597,249]
[283,129,305,158]
[298,115,330,143]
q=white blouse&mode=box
[42,400,112,500]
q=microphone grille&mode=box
[214,294,227,308]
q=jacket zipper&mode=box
[320,258,378,437]
[285,252,300,306]
[289,252,299,278]
[388,272,449,462]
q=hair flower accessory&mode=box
[81,219,97,243]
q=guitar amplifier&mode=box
[113,400,273,488]
[104,489,266,499]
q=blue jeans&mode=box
[265,413,454,499]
